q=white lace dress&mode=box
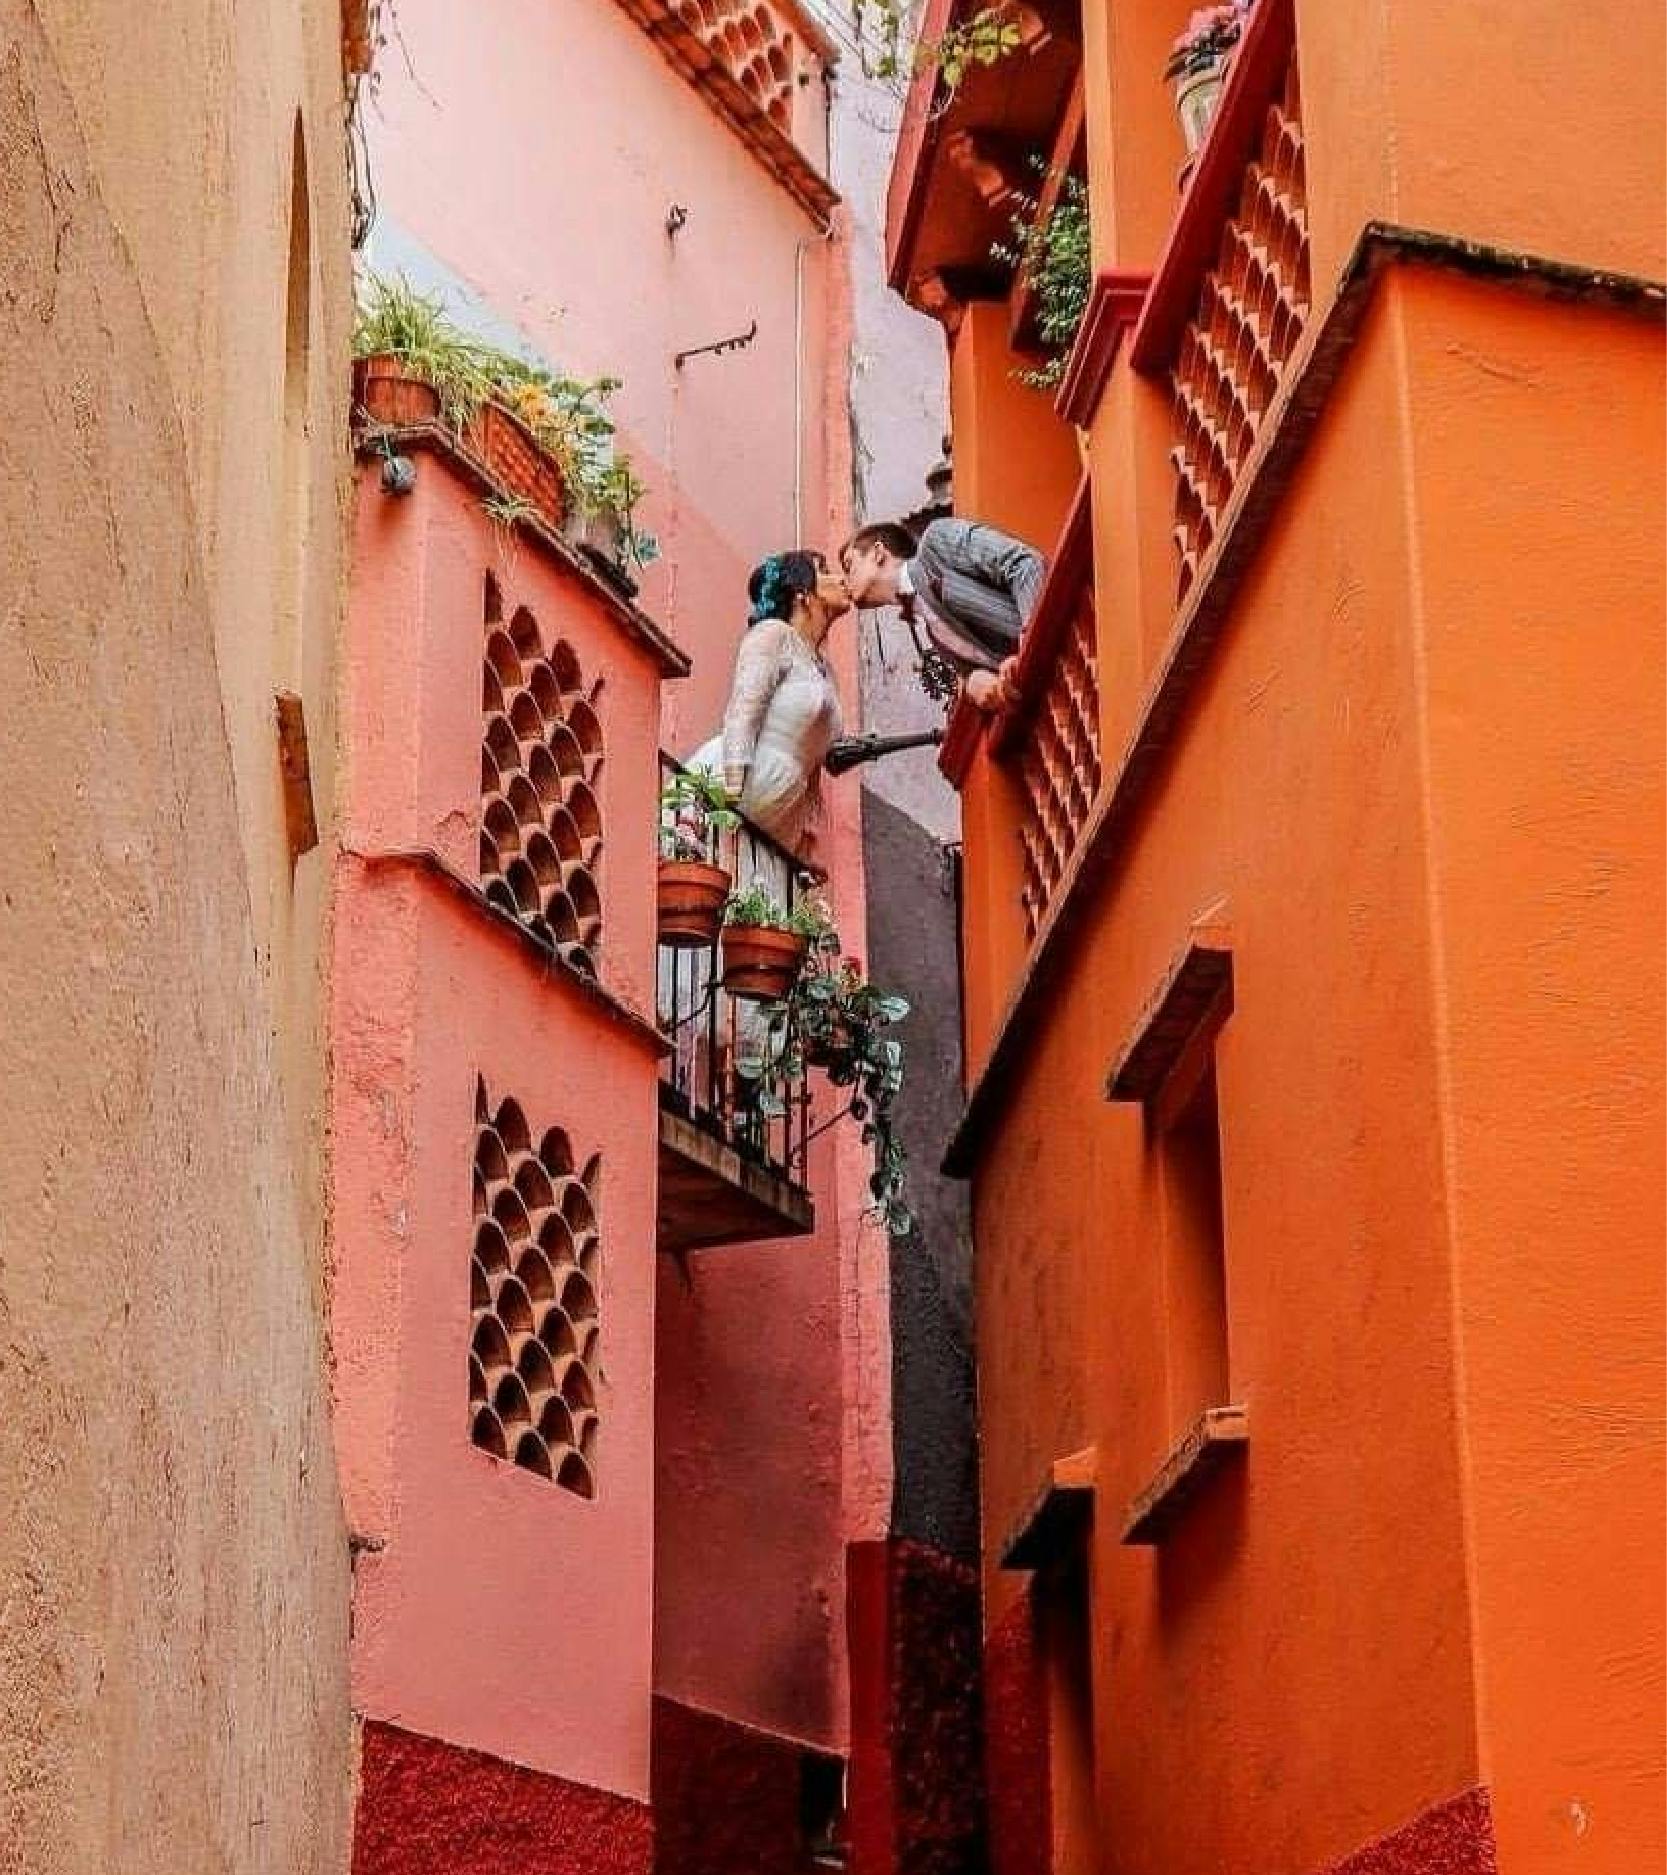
[687,619,842,857]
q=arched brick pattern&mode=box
[672,0,797,128]
[1169,50,1309,600]
[1016,590,1101,938]
[480,604,605,975]
[469,1079,602,1499]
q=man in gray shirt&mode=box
[841,517,1047,713]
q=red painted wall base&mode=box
[847,1538,987,1875]
[982,1591,1049,1875]
[1312,1786,1497,1875]
[651,1694,833,1875]
[352,1720,653,1875]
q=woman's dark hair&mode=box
[747,550,825,625]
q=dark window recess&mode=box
[1158,1060,1229,1425]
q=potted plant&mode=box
[759,953,914,1235]
[1164,2,1252,163]
[657,770,738,949]
[352,275,483,428]
[718,883,830,1002]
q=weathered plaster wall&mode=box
[353,1720,653,1875]
[859,792,977,1563]
[0,2,354,1870]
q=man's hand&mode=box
[963,657,1022,714]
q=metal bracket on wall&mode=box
[674,320,758,368]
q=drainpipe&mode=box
[794,209,837,543]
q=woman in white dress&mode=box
[687,550,849,864]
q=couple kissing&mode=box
[685,516,1044,870]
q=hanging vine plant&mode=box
[753,951,915,1237]
[850,0,1026,97]
[992,164,1092,390]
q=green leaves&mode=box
[994,166,1092,391]
[851,0,1022,100]
[761,954,916,1238]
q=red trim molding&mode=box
[936,695,987,787]
[884,0,957,290]
[1128,0,1296,375]
[1055,269,1153,426]
[1309,1786,1498,1875]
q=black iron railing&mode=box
[656,753,812,1186]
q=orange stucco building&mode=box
[884,0,1665,1871]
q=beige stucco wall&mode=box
[0,2,353,1870]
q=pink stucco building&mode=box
[330,1,915,1865]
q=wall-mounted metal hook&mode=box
[665,203,689,238]
[674,319,759,369]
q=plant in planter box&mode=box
[1164,1,1252,159]
[757,953,915,1236]
[718,881,832,1002]
[352,273,660,571]
[993,165,1091,392]
[657,769,740,949]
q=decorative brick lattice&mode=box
[672,0,798,127]
[1169,51,1309,600]
[480,605,605,974]
[469,1080,602,1498]
[1017,591,1101,938]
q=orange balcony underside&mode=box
[885,0,1082,314]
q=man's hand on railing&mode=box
[963,656,1022,714]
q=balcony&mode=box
[656,755,815,1254]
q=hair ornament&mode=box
[749,554,785,624]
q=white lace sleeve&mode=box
[719,621,790,788]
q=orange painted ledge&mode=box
[1121,1406,1248,1546]
[999,1445,1097,1572]
[1107,936,1233,1103]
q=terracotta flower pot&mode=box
[355,353,441,427]
[657,859,731,949]
[720,925,808,1003]
[466,401,569,528]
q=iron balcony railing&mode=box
[656,752,812,1188]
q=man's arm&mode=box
[959,521,1046,625]
[918,517,1047,631]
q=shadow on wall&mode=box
[861,786,979,1564]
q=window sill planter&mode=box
[354,354,441,427]
[465,402,569,529]
[720,925,808,1002]
[657,858,732,949]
